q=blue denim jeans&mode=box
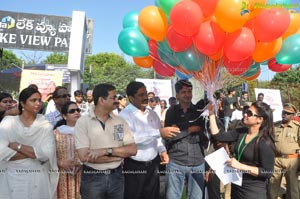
[80,165,124,199]
[224,116,231,131]
[165,161,205,199]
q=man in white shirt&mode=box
[119,81,180,199]
[45,86,70,127]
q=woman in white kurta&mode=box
[0,87,59,199]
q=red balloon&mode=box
[224,56,252,76]
[224,27,256,62]
[153,60,175,76]
[148,39,159,59]
[166,25,193,52]
[268,58,291,73]
[170,0,203,36]
[194,20,226,55]
[253,8,290,42]
[191,0,218,18]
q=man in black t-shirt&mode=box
[222,88,237,132]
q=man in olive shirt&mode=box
[75,83,137,199]
[163,80,206,199]
[268,103,300,199]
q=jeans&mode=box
[80,165,124,199]
[224,116,231,131]
[165,161,205,199]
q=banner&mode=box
[20,70,63,101]
[136,78,173,105]
[254,88,283,122]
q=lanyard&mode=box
[237,134,258,161]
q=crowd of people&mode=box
[0,81,299,199]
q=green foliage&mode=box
[41,52,154,94]
[44,53,68,64]
[84,53,153,94]
[268,65,300,107]
[271,65,300,83]
[0,50,23,70]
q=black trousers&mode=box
[123,156,160,199]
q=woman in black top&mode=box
[208,101,275,199]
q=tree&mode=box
[43,52,154,94]
[269,65,300,107]
[44,53,68,64]
[84,53,153,94]
[0,50,23,70]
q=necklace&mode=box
[237,134,258,161]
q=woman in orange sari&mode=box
[54,101,82,199]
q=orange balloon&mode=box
[215,0,250,32]
[242,68,261,81]
[201,59,220,81]
[176,65,193,75]
[282,12,300,39]
[138,6,168,41]
[249,0,267,19]
[208,48,224,61]
[133,56,153,68]
[252,38,282,62]
[193,71,203,81]
[297,28,300,34]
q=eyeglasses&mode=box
[57,94,71,98]
[67,108,81,114]
[282,111,294,115]
[245,110,261,117]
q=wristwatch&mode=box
[17,144,22,151]
[107,148,113,156]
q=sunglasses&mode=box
[57,94,71,98]
[245,110,261,117]
[67,108,81,114]
[282,111,294,115]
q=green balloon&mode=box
[276,34,300,64]
[118,27,149,57]
[122,11,139,29]
[158,39,179,66]
[175,45,204,71]
[241,63,260,77]
[159,0,180,16]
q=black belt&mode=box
[125,156,159,167]
[82,164,121,175]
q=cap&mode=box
[283,103,297,114]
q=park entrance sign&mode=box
[0,10,93,94]
[0,10,72,52]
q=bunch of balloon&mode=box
[118,0,300,81]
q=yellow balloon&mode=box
[138,6,168,41]
[215,0,250,32]
[252,38,282,62]
[282,12,300,39]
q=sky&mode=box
[2,0,300,81]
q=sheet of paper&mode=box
[205,147,242,186]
